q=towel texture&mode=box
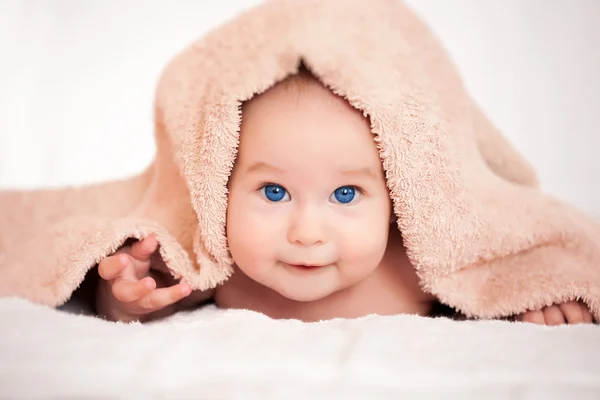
[0,0,599,319]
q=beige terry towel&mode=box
[0,0,598,320]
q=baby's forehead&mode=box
[242,69,363,128]
[235,76,382,172]
[243,72,331,111]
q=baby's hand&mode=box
[95,235,192,323]
[518,301,595,326]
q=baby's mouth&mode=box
[291,264,319,269]
[281,262,329,271]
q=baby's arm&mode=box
[517,301,595,325]
[95,235,212,323]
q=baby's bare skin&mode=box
[95,235,211,323]
[95,235,596,325]
[518,301,594,325]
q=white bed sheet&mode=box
[1,298,599,399]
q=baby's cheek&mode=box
[227,212,277,278]
[339,226,387,266]
[337,203,390,260]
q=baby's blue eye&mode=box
[330,186,359,204]
[260,184,290,202]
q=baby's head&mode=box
[226,66,393,302]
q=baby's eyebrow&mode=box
[341,167,377,179]
[244,162,376,178]
[245,161,283,174]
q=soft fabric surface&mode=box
[1,0,600,320]
[0,298,599,399]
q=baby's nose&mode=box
[287,213,327,246]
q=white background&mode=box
[0,1,598,217]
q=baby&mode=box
[95,67,595,325]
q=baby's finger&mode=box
[134,282,192,312]
[112,277,156,303]
[98,254,129,281]
[581,304,594,323]
[129,235,159,261]
[558,301,584,324]
[519,310,545,325]
[543,305,566,326]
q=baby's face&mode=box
[226,76,392,302]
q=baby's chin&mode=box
[269,281,341,303]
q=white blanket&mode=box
[1,298,598,399]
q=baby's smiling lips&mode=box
[292,264,319,269]
[282,262,328,271]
